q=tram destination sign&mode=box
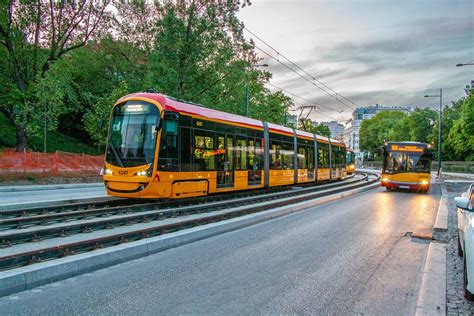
[389,144,425,153]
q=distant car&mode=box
[455,184,474,300]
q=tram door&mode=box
[216,134,234,188]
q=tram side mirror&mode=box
[454,197,471,211]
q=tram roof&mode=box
[118,93,345,146]
[119,93,264,130]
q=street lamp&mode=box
[245,64,268,116]
[424,89,443,179]
[456,63,474,67]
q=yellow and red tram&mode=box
[102,93,348,199]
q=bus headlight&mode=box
[136,171,147,176]
[421,180,429,185]
[382,177,389,182]
[103,168,112,175]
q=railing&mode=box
[362,160,474,174]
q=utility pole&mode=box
[424,89,443,178]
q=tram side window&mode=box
[247,138,262,171]
[193,130,215,171]
[255,138,263,170]
[270,140,282,169]
[281,142,294,170]
[298,146,306,169]
[158,120,179,171]
[318,143,330,168]
[180,127,192,171]
[236,137,247,170]
[307,146,314,170]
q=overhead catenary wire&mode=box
[266,82,338,117]
[265,81,339,121]
[245,27,359,111]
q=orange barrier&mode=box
[0,149,104,177]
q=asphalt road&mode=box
[0,184,441,315]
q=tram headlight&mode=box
[102,168,112,175]
[135,164,153,177]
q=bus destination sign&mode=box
[389,144,424,153]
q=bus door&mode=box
[216,134,234,188]
[248,138,262,186]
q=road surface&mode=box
[0,185,441,315]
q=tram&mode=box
[346,149,356,174]
[381,141,433,193]
[102,93,348,199]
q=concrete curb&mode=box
[414,242,446,315]
[433,187,448,240]
[0,182,379,297]
[0,183,103,193]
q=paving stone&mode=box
[445,183,474,315]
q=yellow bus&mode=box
[381,142,433,193]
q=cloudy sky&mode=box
[237,0,474,123]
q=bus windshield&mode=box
[106,101,160,168]
[383,151,431,173]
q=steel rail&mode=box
[0,175,359,230]
[0,173,378,270]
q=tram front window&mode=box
[106,101,160,168]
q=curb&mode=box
[433,186,448,240]
[0,182,379,297]
[414,186,448,315]
[414,242,446,315]
[0,183,103,193]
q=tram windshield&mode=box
[383,145,431,173]
[346,151,355,165]
[106,101,160,167]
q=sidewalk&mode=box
[0,182,103,193]
[0,184,112,211]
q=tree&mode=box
[0,1,110,150]
[297,119,330,137]
[448,92,474,160]
[359,111,407,154]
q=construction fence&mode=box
[0,149,104,177]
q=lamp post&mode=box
[456,63,474,67]
[245,64,268,116]
[424,89,443,178]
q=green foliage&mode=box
[297,118,330,137]
[84,81,129,146]
[360,111,408,154]
[448,93,474,160]
[0,113,97,155]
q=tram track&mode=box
[0,172,378,271]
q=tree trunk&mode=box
[15,123,28,152]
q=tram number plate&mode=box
[399,185,410,189]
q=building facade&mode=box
[345,104,413,160]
